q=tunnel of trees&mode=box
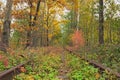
[0,0,120,80]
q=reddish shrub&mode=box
[3,58,9,67]
[72,30,85,48]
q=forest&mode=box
[0,0,120,80]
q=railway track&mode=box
[64,47,120,78]
[0,61,30,80]
[76,53,120,78]
[0,48,120,80]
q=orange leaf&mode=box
[20,67,26,73]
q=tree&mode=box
[99,0,104,44]
[1,0,13,51]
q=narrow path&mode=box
[58,63,69,80]
[57,52,70,80]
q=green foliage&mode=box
[60,12,74,46]
[66,53,119,80]
[66,54,99,80]
[14,53,61,80]
[0,50,26,72]
[10,30,21,48]
[37,55,60,79]
[13,50,119,80]
[0,62,5,71]
[81,44,120,73]
[70,66,98,80]
[25,65,33,73]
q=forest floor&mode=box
[0,45,120,80]
[13,46,119,80]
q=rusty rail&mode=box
[64,48,120,78]
[0,61,30,80]
[75,53,120,78]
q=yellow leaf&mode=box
[95,73,100,79]
[26,75,34,80]
[48,34,53,39]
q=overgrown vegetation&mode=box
[13,51,118,80]
[0,50,26,72]
[0,0,120,79]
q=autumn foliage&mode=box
[72,30,85,48]
[20,67,26,73]
[0,54,9,67]
[66,30,85,52]
[3,58,9,67]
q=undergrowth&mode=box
[13,49,118,80]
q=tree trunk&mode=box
[25,31,31,48]
[25,0,41,48]
[46,29,49,46]
[31,0,41,47]
[25,0,32,49]
[109,25,112,43]
[1,0,13,51]
[99,0,104,44]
